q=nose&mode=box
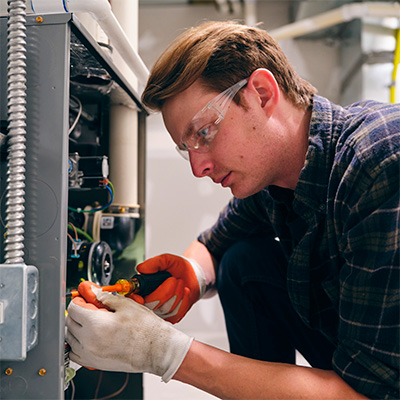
[189,151,214,178]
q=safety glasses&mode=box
[176,78,248,160]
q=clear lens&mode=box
[175,145,190,160]
[186,121,219,150]
[177,78,248,161]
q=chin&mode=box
[230,186,258,199]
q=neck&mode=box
[275,101,312,190]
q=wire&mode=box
[68,181,114,214]
[96,373,130,400]
[93,371,103,399]
[68,222,78,241]
[76,227,93,242]
[103,179,114,195]
[69,379,75,400]
[69,96,83,135]
[67,233,78,258]
[67,223,93,242]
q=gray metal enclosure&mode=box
[0,13,70,399]
[0,13,145,399]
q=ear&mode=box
[247,68,279,116]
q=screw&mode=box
[104,260,110,274]
[38,368,47,376]
[36,16,44,24]
[5,368,13,376]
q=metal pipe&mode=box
[244,0,257,27]
[108,0,139,210]
[269,2,400,40]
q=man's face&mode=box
[162,79,286,199]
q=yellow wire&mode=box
[390,28,400,104]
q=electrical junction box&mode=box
[0,264,39,360]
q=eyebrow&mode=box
[180,87,223,143]
[182,110,210,141]
[181,121,197,144]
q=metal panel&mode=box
[1,11,145,398]
[0,13,70,399]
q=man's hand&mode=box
[136,254,206,323]
[66,287,193,382]
[76,280,145,306]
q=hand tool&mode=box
[66,271,172,298]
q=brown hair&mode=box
[141,20,317,111]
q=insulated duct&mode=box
[31,0,149,91]
[269,2,400,41]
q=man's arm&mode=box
[183,240,218,297]
[66,282,367,399]
[174,340,368,400]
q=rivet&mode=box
[36,16,44,24]
[5,368,13,376]
[38,368,46,376]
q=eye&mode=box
[197,123,219,141]
[197,126,211,139]
[179,142,189,151]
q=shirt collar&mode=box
[293,95,341,214]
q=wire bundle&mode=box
[68,180,115,214]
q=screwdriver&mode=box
[66,271,172,298]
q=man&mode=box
[66,21,399,399]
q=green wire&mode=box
[68,225,93,242]
[107,180,115,196]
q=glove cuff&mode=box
[161,333,194,383]
[182,257,207,299]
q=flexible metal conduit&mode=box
[4,0,28,264]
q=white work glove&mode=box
[136,254,207,324]
[66,287,193,382]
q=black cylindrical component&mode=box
[133,271,172,297]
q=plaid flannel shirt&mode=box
[198,95,400,399]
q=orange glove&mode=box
[77,281,108,309]
[136,254,206,324]
[71,295,109,311]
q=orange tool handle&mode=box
[101,279,133,295]
[66,289,80,298]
